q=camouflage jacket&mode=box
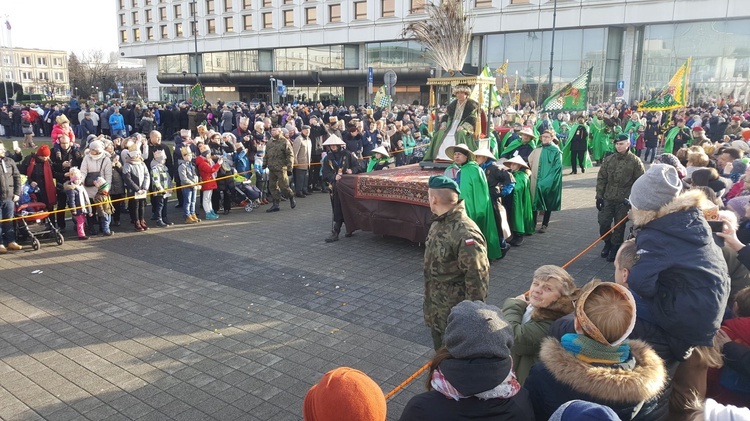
[263,135,294,171]
[596,150,645,201]
[423,200,490,333]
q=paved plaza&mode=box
[0,165,615,420]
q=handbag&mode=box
[84,159,104,187]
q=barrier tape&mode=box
[383,214,630,400]
[0,141,434,224]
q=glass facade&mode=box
[274,45,347,70]
[640,20,750,103]
[366,41,431,68]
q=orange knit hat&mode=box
[742,128,750,141]
[303,367,386,421]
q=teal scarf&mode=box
[561,333,631,364]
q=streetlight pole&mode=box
[140,72,146,99]
[269,76,275,107]
[547,0,558,97]
[192,0,200,83]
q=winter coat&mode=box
[64,181,92,216]
[502,296,575,385]
[0,156,21,201]
[122,160,150,193]
[524,338,667,421]
[399,357,533,421]
[140,116,154,134]
[293,136,312,169]
[596,150,645,201]
[51,144,83,186]
[80,154,113,199]
[177,159,199,186]
[109,155,125,196]
[150,162,171,195]
[109,113,125,131]
[629,190,731,360]
[80,118,96,138]
[51,124,76,144]
[195,155,220,190]
[263,135,294,171]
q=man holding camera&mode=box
[595,134,644,261]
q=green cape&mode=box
[455,161,502,259]
[530,144,563,212]
[589,116,611,161]
[502,138,537,159]
[663,126,690,155]
[510,170,535,235]
[366,157,389,172]
[561,123,592,168]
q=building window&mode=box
[53,58,63,66]
[329,4,341,22]
[133,28,141,41]
[190,1,196,16]
[243,0,252,7]
[38,72,48,81]
[132,11,139,24]
[206,0,215,14]
[54,72,64,81]
[119,0,125,9]
[20,56,30,65]
[509,0,528,3]
[475,0,492,7]
[21,71,31,80]
[37,57,47,66]
[283,0,293,4]
[263,0,272,7]
[410,0,424,13]
[243,15,253,30]
[132,0,137,6]
[262,12,273,28]
[160,25,168,38]
[207,19,216,34]
[146,9,153,22]
[225,17,234,32]
[159,7,167,20]
[175,23,183,37]
[225,0,233,11]
[121,30,128,43]
[147,27,154,40]
[381,0,394,17]
[305,7,316,24]
[283,10,294,26]
[174,4,182,18]
[354,1,367,20]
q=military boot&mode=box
[325,230,339,243]
[601,240,612,258]
[290,195,297,209]
[607,245,619,262]
[266,201,280,212]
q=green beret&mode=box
[615,134,629,142]
[428,175,461,195]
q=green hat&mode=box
[615,134,629,143]
[428,175,461,195]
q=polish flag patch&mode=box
[465,238,475,247]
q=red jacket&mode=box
[195,155,220,190]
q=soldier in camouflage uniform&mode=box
[595,134,645,261]
[263,126,296,212]
[424,175,490,350]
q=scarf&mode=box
[431,367,520,401]
[74,184,92,215]
[561,333,631,365]
[26,157,56,207]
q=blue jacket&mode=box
[109,113,125,131]
[628,190,730,359]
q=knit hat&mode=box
[303,367,386,421]
[732,140,750,153]
[94,177,110,193]
[87,134,98,144]
[726,196,750,220]
[549,400,622,421]
[89,140,104,153]
[629,164,681,211]
[36,145,51,157]
[444,300,514,362]
[742,128,750,141]
[731,159,747,175]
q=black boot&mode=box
[601,240,612,258]
[290,195,296,209]
[266,201,280,212]
[325,230,339,242]
[607,245,619,262]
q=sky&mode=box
[1,0,119,57]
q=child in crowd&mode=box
[92,177,114,237]
[150,150,173,227]
[707,286,750,406]
[504,156,534,247]
[19,179,39,205]
[303,367,386,421]
[254,135,268,204]
[195,143,222,220]
[178,146,200,224]
[64,167,92,241]
[502,264,579,384]
[122,144,151,232]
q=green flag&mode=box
[638,58,691,111]
[541,68,592,113]
[189,83,205,107]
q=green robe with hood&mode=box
[448,160,502,259]
[561,122,593,168]
[510,169,534,235]
[529,143,563,212]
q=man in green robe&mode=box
[502,126,537,161]
[663,118,692,155]
[528,130,563,233]
[503,156,534,246]
[589,110,610,164]
[561,114,592,173]
[423,85,480,162]
[443,144,502,259]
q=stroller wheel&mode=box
[56,233,64,246]
[32,239,40,251]
[244,204,254,213]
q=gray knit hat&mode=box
[444,301,514,360]
[629,164,682,211]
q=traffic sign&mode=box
[617,80,625,89]
[368,67,373,83]
[616,88,624,97]
[384,70,397,87]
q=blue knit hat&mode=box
[549,400,621,421]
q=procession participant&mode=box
[561,113,591,174]
[423,85,480,162]
[528,130,563,234]
[664,118,692,155]
[474,147,513,256]
[322,135,361,243]
[366,146,390,172]
[501,126,537,162]
[263,126,296,212]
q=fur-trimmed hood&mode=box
[629,189,711,228]
[538,337,666,404]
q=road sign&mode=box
[277,79,283,87]
[616,88,624,97]
[277,85,287,96]
[617,80,625,89]
[384,70,397,87]
[368,67,373,83]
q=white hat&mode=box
[519,126,537,138]
[322,135,346,146]
[505,107,517,115]
[445,143,475,161]
[473,147,496,161]
[503,155,529,169]
[371,145,389,157]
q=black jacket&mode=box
[0,156,21,200]
[51,144,83,186]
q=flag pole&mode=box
[0,21,8,105]
[547,0,558,98]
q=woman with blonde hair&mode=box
[524,280,667,420]
[502,265,579,384]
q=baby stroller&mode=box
[229,178,262,212]
[14,202,64,250]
